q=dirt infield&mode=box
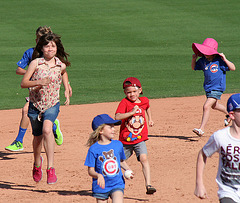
[0,94,232,202]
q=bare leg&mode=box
[199,98,218,131]
[20,102,30,129]
[139,154,151,186]
[33,135,43,166]
[42,120,55,169]
[111,190,124,203]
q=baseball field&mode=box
[0,0,240,202]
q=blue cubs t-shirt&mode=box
[84,140,126,193]
[195,56,229,92]
[17,48,34,69]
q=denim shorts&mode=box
[206,90,223,100]
[123,141,148,161]
[92,188,124,200]
[28,102,60,136]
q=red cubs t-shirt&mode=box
[115,97,150,145]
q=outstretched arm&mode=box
[194,149,208,199]
[219,53,236,71]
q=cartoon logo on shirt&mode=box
[99,149,119,176]
[125,108,144,142]
[210,64,218,73]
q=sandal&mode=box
[224,115,231,126]
[193,128,204,137]
[146,185,156,194]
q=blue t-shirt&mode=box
[195,56,229,92]
[84,140,126,193]
[17,48,34,69]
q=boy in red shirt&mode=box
[115,77,156,194]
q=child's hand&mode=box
[194,184,208,199]
[192,54,198,60]
[219,53,226,61]
[64,90,70,105]
[39,77,51,86]
[149,120,154,127]
[97,174,105,189]
[131,105,139,115]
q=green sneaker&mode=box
[5,140,24,152]
[54,119,63,145]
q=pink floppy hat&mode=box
[192,38,219,57]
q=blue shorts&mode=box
[28,102,60,136]
[92,188,124,200]
[206,90,223,100]
[123,141,148,161]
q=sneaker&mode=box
[33,156,43,182]
[193,128,204,137]
[5,140,24,151]
[146,185,156,194]
[47,167,57,184]
[53,119,63,145]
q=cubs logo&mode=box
[99,149,119,176]
[210,64,218,73]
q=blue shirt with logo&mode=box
[17,48,34,69]
[84,140,126,193]
[194,56,229,92]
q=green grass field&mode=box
[0,0,239,110]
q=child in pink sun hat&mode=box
[191,38,236,137]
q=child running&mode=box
[115,77,156,194]
[84,114,133,203]
[191,38,235,136]
[5,26,72,151]
[21,32,71,184]
[195,93,240,203]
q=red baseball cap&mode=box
[123,77,143,94]
[123,77,142,89]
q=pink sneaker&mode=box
[46,167,57,184]
[33,156,43,182]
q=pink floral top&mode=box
[29,57,62,113]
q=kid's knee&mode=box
[139,154,148,163]
[22,102,29,115]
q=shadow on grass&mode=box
[148,134,198,142]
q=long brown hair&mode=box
[32,33,71,66]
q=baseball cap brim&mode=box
[92,114,121,131]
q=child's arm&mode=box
[21,59,51,89]
[16,67,27,75]
[120,160,132,171]
[115,105,139,120]
[62,70,71,105]
[191,54,198,70]
[88,167,105,189]
[146,107,154,127]
[121,160,134,179]
[194,149,208,199]
[219,53,236,71]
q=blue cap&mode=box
[227,94,240,112]
[92,114,121,131]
